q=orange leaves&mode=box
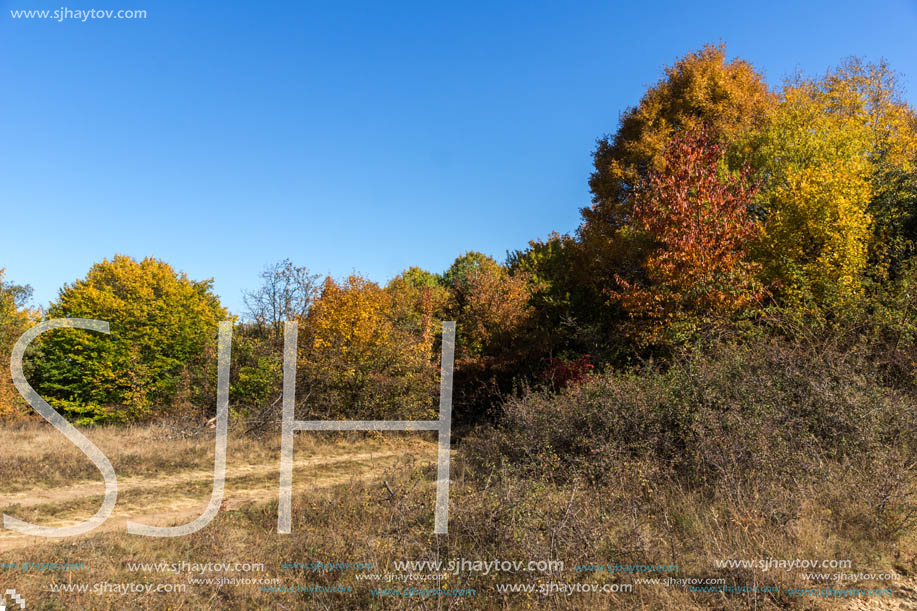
[585,43,774,237]
[610,128,765,342]
[298,275,438,420]
[453,266,535,356]
[0,269,35,419]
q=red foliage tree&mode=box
[540,355,594,389]
[611,128,765,341]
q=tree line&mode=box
[1,44,915,426]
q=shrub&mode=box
[482,332,917,541]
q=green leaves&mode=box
[28,255,227,423]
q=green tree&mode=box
[28,255,227,424]
[442,251,502,291]
[509,232,637,366]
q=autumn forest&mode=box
[2,44,917,609]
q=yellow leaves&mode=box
[750,59,917,310]
[28,255,227,423]
[298,274,438,420]
[820,58,917,173]
[0,269,35,419]
[754,74,879,307]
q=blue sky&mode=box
[2,0,916,315]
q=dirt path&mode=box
[0,448,430,552]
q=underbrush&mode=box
[3,334,916,609]
[461,333,917,607]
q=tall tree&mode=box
[819,59,917,278]
[582,43,774,246]
[749,78,875,306]
[0,269,35,419]
[28,255,227,423]
[611,128,764,343]
[745,59,917,308]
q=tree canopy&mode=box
[28,255,227,423]
[0,269,35,419]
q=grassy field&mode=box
[0,422,444,608]
[3,331,917,610]
[0,427,914,611]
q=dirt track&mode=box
[0,448,423,552]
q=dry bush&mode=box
[3,333,916,609]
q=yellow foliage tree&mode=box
[28,255,227,423]
[819,58,916,174]
[750,87,867,305]
[0,269,37,419]
[749,59,917,308]
[299,275,438,420]
[818,59,917,274]
[385,267,450,354]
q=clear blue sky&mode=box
[2,0,916,315]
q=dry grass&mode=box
[6,445,914,610]
[2,332,917,609]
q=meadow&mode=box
[2,325,916,609]
[3,44,917,610]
